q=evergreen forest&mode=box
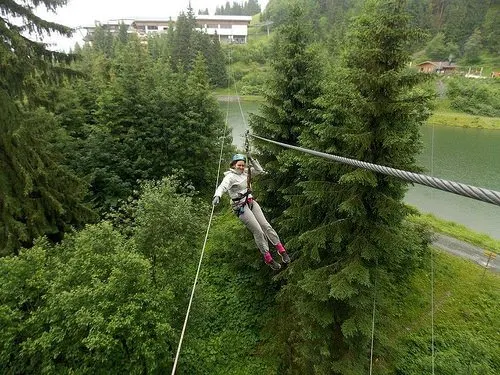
[1,1,499,374]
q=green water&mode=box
[406,125,500,239]
[221,99,500,239]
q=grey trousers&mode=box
[238,200,280,255]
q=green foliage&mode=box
[261,1,435,373]
[91,25,115,57]
[0,0,74,100]
[250,3,323,219]
[228,38,272,66]
[0,0,94,255]
[63,36,228,212]
[440,0,490,49]
[263,0,497,63]
[216,0,262,16]
[426,95,500,129]
[447,77,500,117]
[226,38,272,95]
[0,98,94,256]
[0,225,175,374]
[133,177,205,294]
[0,177,206,373]
[263,0,364,39]
[408,212,500,254]
[425,32,459,61]
[463,28,483,64]
[179,210,280,374]
[482,5,500,55]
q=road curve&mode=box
[432,233,500,273]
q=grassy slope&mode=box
[429,98,500,130]
[408,212,500,254]
[212,91,500,129]
[389,250,500,374]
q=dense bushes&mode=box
[0,178,205,373]
[447,78,500,117]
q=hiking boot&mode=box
[264,251,281,270]
[275,243,290,264]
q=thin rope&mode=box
[171,205,215,374]
[248,134,500,207]
[430,125,435,375]
[431,247,435,375]
[171,49,232,375]
[369,274,377,375]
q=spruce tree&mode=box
[270,1,433,373]
[0,0,94,255]
[68,35,227,211]
[171,7,197,72]
[249,3,323,221]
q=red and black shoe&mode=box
[275,243,290,264]
[264,251,281,270]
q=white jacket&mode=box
[214,158,264,207]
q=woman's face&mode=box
[234,160,246,173]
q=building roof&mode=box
[195,15,252,21]
[417,61,458,68]
[84,15,252,29]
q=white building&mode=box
[84,15,253,44]
[195,15,252,44]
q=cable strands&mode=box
[248,134,500,207]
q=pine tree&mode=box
[441,0,490,48]
[171,7,197,72]
[78,36,154,210]
[482,5,500,54]
[191,32,227,88]
[68,34,227,211]
[246,0,262,15]
[90,25,114,57]
[271,1,433,373]
[463,28,483,63]
[0,0,94,255]
[165,53,227,195]
[249,3,323,221]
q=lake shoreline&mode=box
[217,94,500,130]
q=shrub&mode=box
[447,77,500,117]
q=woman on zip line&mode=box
[212,153,290,270]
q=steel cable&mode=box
[249,134,500,207]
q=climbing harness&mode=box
[232,131,255,217]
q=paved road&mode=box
[432,233,500,273]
